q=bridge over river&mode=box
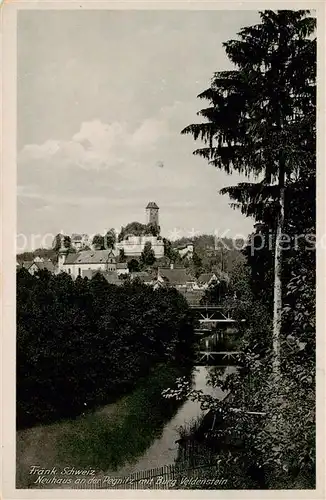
[189,304,245,366]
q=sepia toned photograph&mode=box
[7,3,321,494]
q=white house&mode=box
[116,234,164,258]
[59,249,117,280]
[20,259,56,275]
[176,242,194,259]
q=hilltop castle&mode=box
[116,202,164,258]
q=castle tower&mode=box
[146,201,159,226]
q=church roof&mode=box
[146,201,159,209]
[64,250,112,265]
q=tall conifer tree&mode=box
[182,10,316,376]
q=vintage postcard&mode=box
[1,0,325,498]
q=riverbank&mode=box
[17,365,234,489]
[16,364,187,488]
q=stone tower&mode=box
[146,201,159,226]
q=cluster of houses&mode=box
[18,256,56,275]
[17,202,227,304]
[18,248,228,304]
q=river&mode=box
[16,365,236,488]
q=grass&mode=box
[56,364,185,471]
[16,364,193,487]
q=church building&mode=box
[59,249,117,280]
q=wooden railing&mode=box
[71,460,224,490]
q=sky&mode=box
[17,9,261,251]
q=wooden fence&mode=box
[71,460,223,490]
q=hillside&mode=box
[173,234,246,275]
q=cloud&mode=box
[17,102,255,244]
[129,118,167,148]
[17,102,200,211]
[17,110,184,230]
[19,122,117,171]
[19,114,172,174]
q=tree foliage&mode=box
[17,268,195,429]
[118,222,160,242]
[182,10,315,182]
[52,234,72,252]
[146,222,160,237]
[104,228,116,249]
[92,234,105,250]
[163,238,177,261]
[191,252,203,278]
[140,241,156,267]
[127,258,140,273]
[200,280,229,306]
[119,248,126,262]
[173,234,245,275]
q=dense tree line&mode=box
[17,269,195,429]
